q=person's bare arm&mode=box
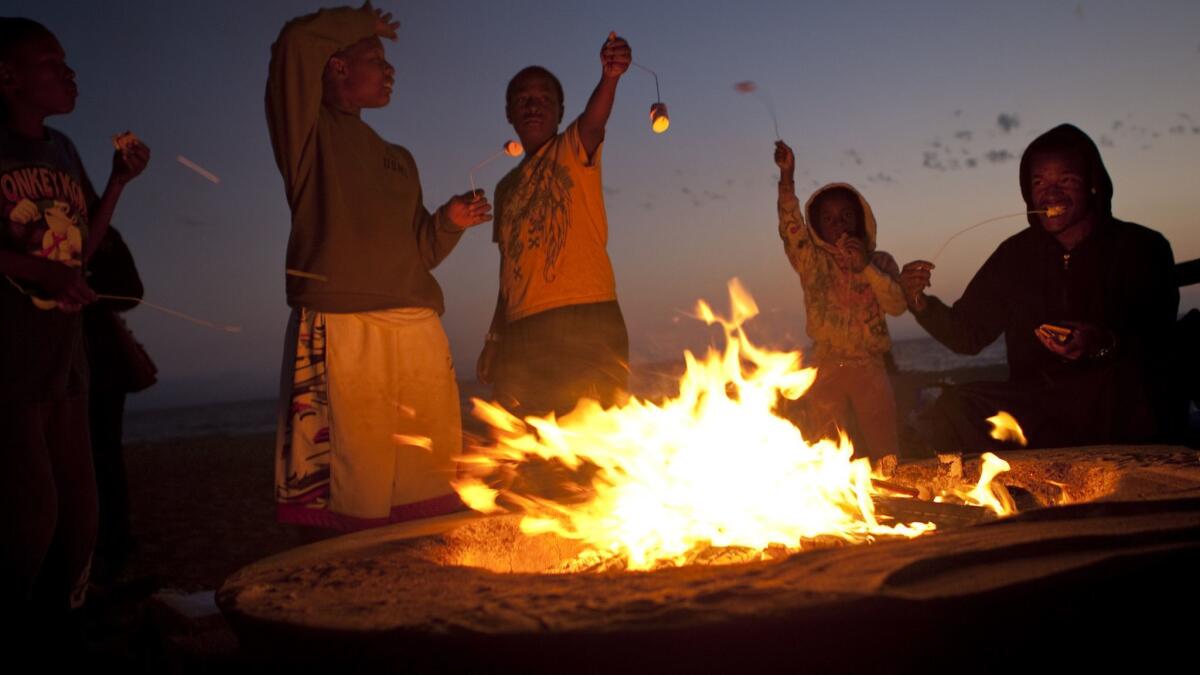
[86,139,150,260]
[477,290,506,384]
[577,34,631,159]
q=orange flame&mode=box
[455,281,1015,570]
[988,411,1028,446]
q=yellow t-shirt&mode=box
[493,121,616,323]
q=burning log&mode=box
[872,496,994,529]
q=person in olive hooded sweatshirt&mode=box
[775,140,908,462]
[266,3,491,531]
[900,124,1180,453]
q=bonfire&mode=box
[454,280,1015,571]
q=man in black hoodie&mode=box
[900,124,1180,453]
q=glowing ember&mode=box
[1044,205,1066,217]
[393,434,433,451]
[454,281,1025,571]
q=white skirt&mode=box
[274,307,464,530]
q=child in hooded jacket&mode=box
[774,141,906,461]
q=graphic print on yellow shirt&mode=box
[493,122,616,323]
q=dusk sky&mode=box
[11,0,1200,408]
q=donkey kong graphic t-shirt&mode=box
[493,121,616,323]
[0,125,96,403]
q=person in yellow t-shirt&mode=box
[476,36,632,418]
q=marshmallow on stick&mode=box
[111,130,144,158]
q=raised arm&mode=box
[265,4,382,202]
[775,141,818,275]
[577,34,631,159]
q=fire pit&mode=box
[222,284,1200,670]
[219,444,1200,672]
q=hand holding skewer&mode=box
[602,32,631,79]
[899,260,934,312]
[441,190,492,230]
[110,131,150,186]
[774,140,795,181]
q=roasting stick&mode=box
[930,208,1060,263]
[97,294,242,333]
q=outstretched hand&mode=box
[601,33,631,79]
[899,260,934,312]
[365,2,399,40]
[442,190,492,230]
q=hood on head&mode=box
[803,182,879,253]
[1018,123,1113,228]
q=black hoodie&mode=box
[914,125,1177,432]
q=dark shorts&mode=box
[495,301,630,417]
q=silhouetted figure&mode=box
[0,16,148,653]
[83,226,152,580]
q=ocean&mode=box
[123,337,1007,443]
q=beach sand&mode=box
[119,432,297,592]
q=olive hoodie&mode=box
[777,182,906,362]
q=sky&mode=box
[9,0,1200,408]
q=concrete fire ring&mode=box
[219,445,1200,672]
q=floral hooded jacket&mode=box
[777,181,906,362]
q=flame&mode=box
[988,411,1028,446]
[1046,480,1073,505]
[966,452,1017,516]
[393,434,433,451]
[455,281,1015,570]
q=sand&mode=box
[118,432,299,592]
